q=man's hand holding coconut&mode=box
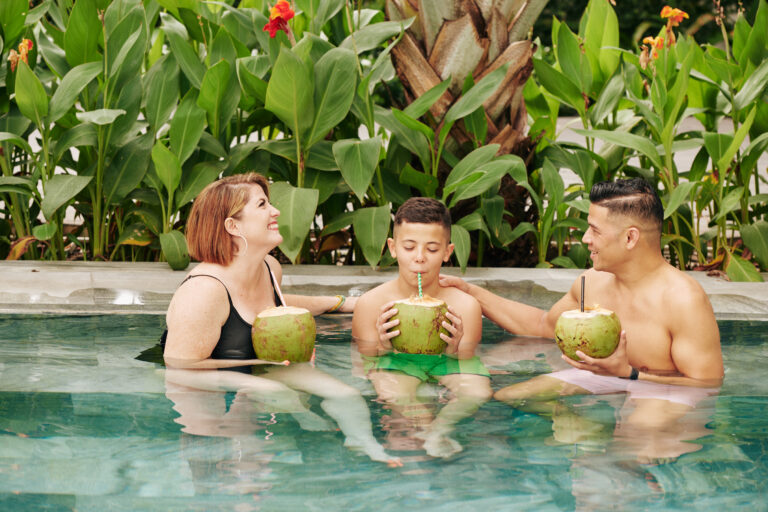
[352,198,493,458]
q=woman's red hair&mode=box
[186,173,270,265]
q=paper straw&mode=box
[580,276,585,312]
[418,272,423,298]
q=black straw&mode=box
[580,276,585,312]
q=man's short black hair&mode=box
[394,197,452,232]
[589,178,663,231]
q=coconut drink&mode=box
[390,295,449,355]
[252,306,316,362]
[554,306,621,361]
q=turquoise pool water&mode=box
[0,314,766,511]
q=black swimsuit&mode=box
[160,261,284,360]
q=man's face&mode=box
[581,204,628,271]
[388,221,453,286]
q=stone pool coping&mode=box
[0,260,766,321]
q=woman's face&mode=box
[232,185,282,251]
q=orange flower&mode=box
[263,1,295,38]
[661,6,689,26]
[641,35,664,61]
[7,38,33,72]
[270,1,294,22]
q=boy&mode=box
[352,197,492,458]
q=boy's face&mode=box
[387,221,454,287]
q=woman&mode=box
[164,172,396,464]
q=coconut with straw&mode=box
[390,273,449,354]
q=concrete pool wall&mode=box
[0,261,766,321]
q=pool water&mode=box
[0,314,766,511]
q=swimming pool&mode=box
[1,314,766,511]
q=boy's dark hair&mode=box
[589,178,663,232]
[394,197,452,233]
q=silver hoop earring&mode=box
[237,234,248,254]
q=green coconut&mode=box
[252,306,315,362]
[390,295,449,354]
[554,306,621,361]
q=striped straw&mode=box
[418,272,423,298]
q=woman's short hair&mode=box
[186,172,269,265]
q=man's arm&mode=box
[439,274,581,338]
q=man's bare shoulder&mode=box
[661,267,712,310]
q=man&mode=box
[441,178,723,457]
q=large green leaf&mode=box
[76,109,127,125]
[162,13,204,88]
[573,128,664,171]
[713,187,745,222]
[0,131,33,155]
[456,211,491,239]
[307,48,357,148]
[725,251,764,282]
[143,53,180,132]
[32,223,59,241]
[580,0,620,83]
[541,158,565,208]
[340,19,413,54]
[533,59,585,117]
[265,47,314,141]
[151,141,182,194]
[175,161,225,209]
[104,132,153,205]
[236,56,270,104]
[197,60,230,138]
[64,0,101,67]
[663,181,699,219]
[41,175,93,220]
[48,61,103,124]
[399,163,438,197]
[270,182,319,263]
[170,90,206,164]
[557,22,591,94]
[443,144,500,192]
[353,204,391,268]
[297,0,345,33]
[403,79,451,119]
[716,106,755,173]
[332,137,381,200]
[733,59,768,111]
[14,62,49,127]
[451,224,471,272]
[159,230,190,270]
[741,221,768,270]
[0,0,28,47]
[446,166,506,208]
[444,64,508,124]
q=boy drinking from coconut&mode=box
[352,197,492,458]
[441,178,724,461]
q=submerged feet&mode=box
[414,429,463,458]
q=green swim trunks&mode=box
[364,352,490,382]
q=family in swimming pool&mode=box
[162,172,724,462]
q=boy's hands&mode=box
[441,306,464,355]
[375,302,465,356]
[375,301,399,350]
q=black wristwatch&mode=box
[622,367,640,380]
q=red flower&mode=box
[263,1,295,38]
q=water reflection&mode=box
[163,360,398,497]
